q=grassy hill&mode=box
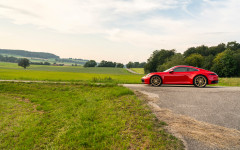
[0,49,59,59]
[0,49,88,65]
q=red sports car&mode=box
[141,65,218,87]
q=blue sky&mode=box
[0,0,239,63]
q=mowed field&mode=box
[130,68,145,74]
[0,82,183,149]
[0,62,143,83]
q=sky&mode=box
[0,0,239,63]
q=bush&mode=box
[84,60,97,67]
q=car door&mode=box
[164,67,191,84]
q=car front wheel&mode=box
[150,76,162,87]
[194,75,207,88]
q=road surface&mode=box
[124,84,240,150]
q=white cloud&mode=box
[0,0,239,62]
[0,0,189,33]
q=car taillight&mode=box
[209,73,217,75]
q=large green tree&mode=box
[144,49,175,73]
[185,53,204,67]
[211,49,237,77]
[18,58,30,69]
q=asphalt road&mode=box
[124,84,240,149]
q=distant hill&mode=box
[0,49,60,59]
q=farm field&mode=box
[0,62,142,83]
[0,62,130,74]
[0,82,183,149]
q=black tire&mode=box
[150,76,162,87]
[193,75,207,88]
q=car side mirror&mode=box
[169,69,174,73]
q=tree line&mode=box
[84,60,146,68]
[144,41,240,77]
[0,54,51,65]
[84,60,125,68]
[126,62,146,68]
[55,58,88,65]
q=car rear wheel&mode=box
[194,75,207,88]
[150,76,162,87]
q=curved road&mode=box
[124,84,240,150]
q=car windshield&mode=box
[163,67,175,72]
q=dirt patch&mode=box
[135,91,240,149]
[17,96,44,114]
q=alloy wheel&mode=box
[194,76,207,87]
[151,76,162,86]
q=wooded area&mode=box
[144,41,240,77]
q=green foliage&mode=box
[0,82,183,149]
[144,49,175,73]
[30,61,51,65]
[183,43,226,57]
[18,58,30,69]
[185,53,204,67]
[211,49,237,77]
[116,63,124,68]
[0,49,59,59]
[0,54,19,63]
[157,53,185,72]
[202,55,215,70]
[55,58,88,65]
[98,60,116,67]
[126,62,146,68]
[233,50,240,76]
[208,43,226,56]
[84,60,97,67]
[227,41,240,51]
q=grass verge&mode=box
[215,78,240,86]
[0,82,183,149]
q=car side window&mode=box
[173,67,188,72]
[187,68,199,71]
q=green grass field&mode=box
[131,68,145,74]
[215,78,240,86]
[0,82,183,149]
[0,62,142,83]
